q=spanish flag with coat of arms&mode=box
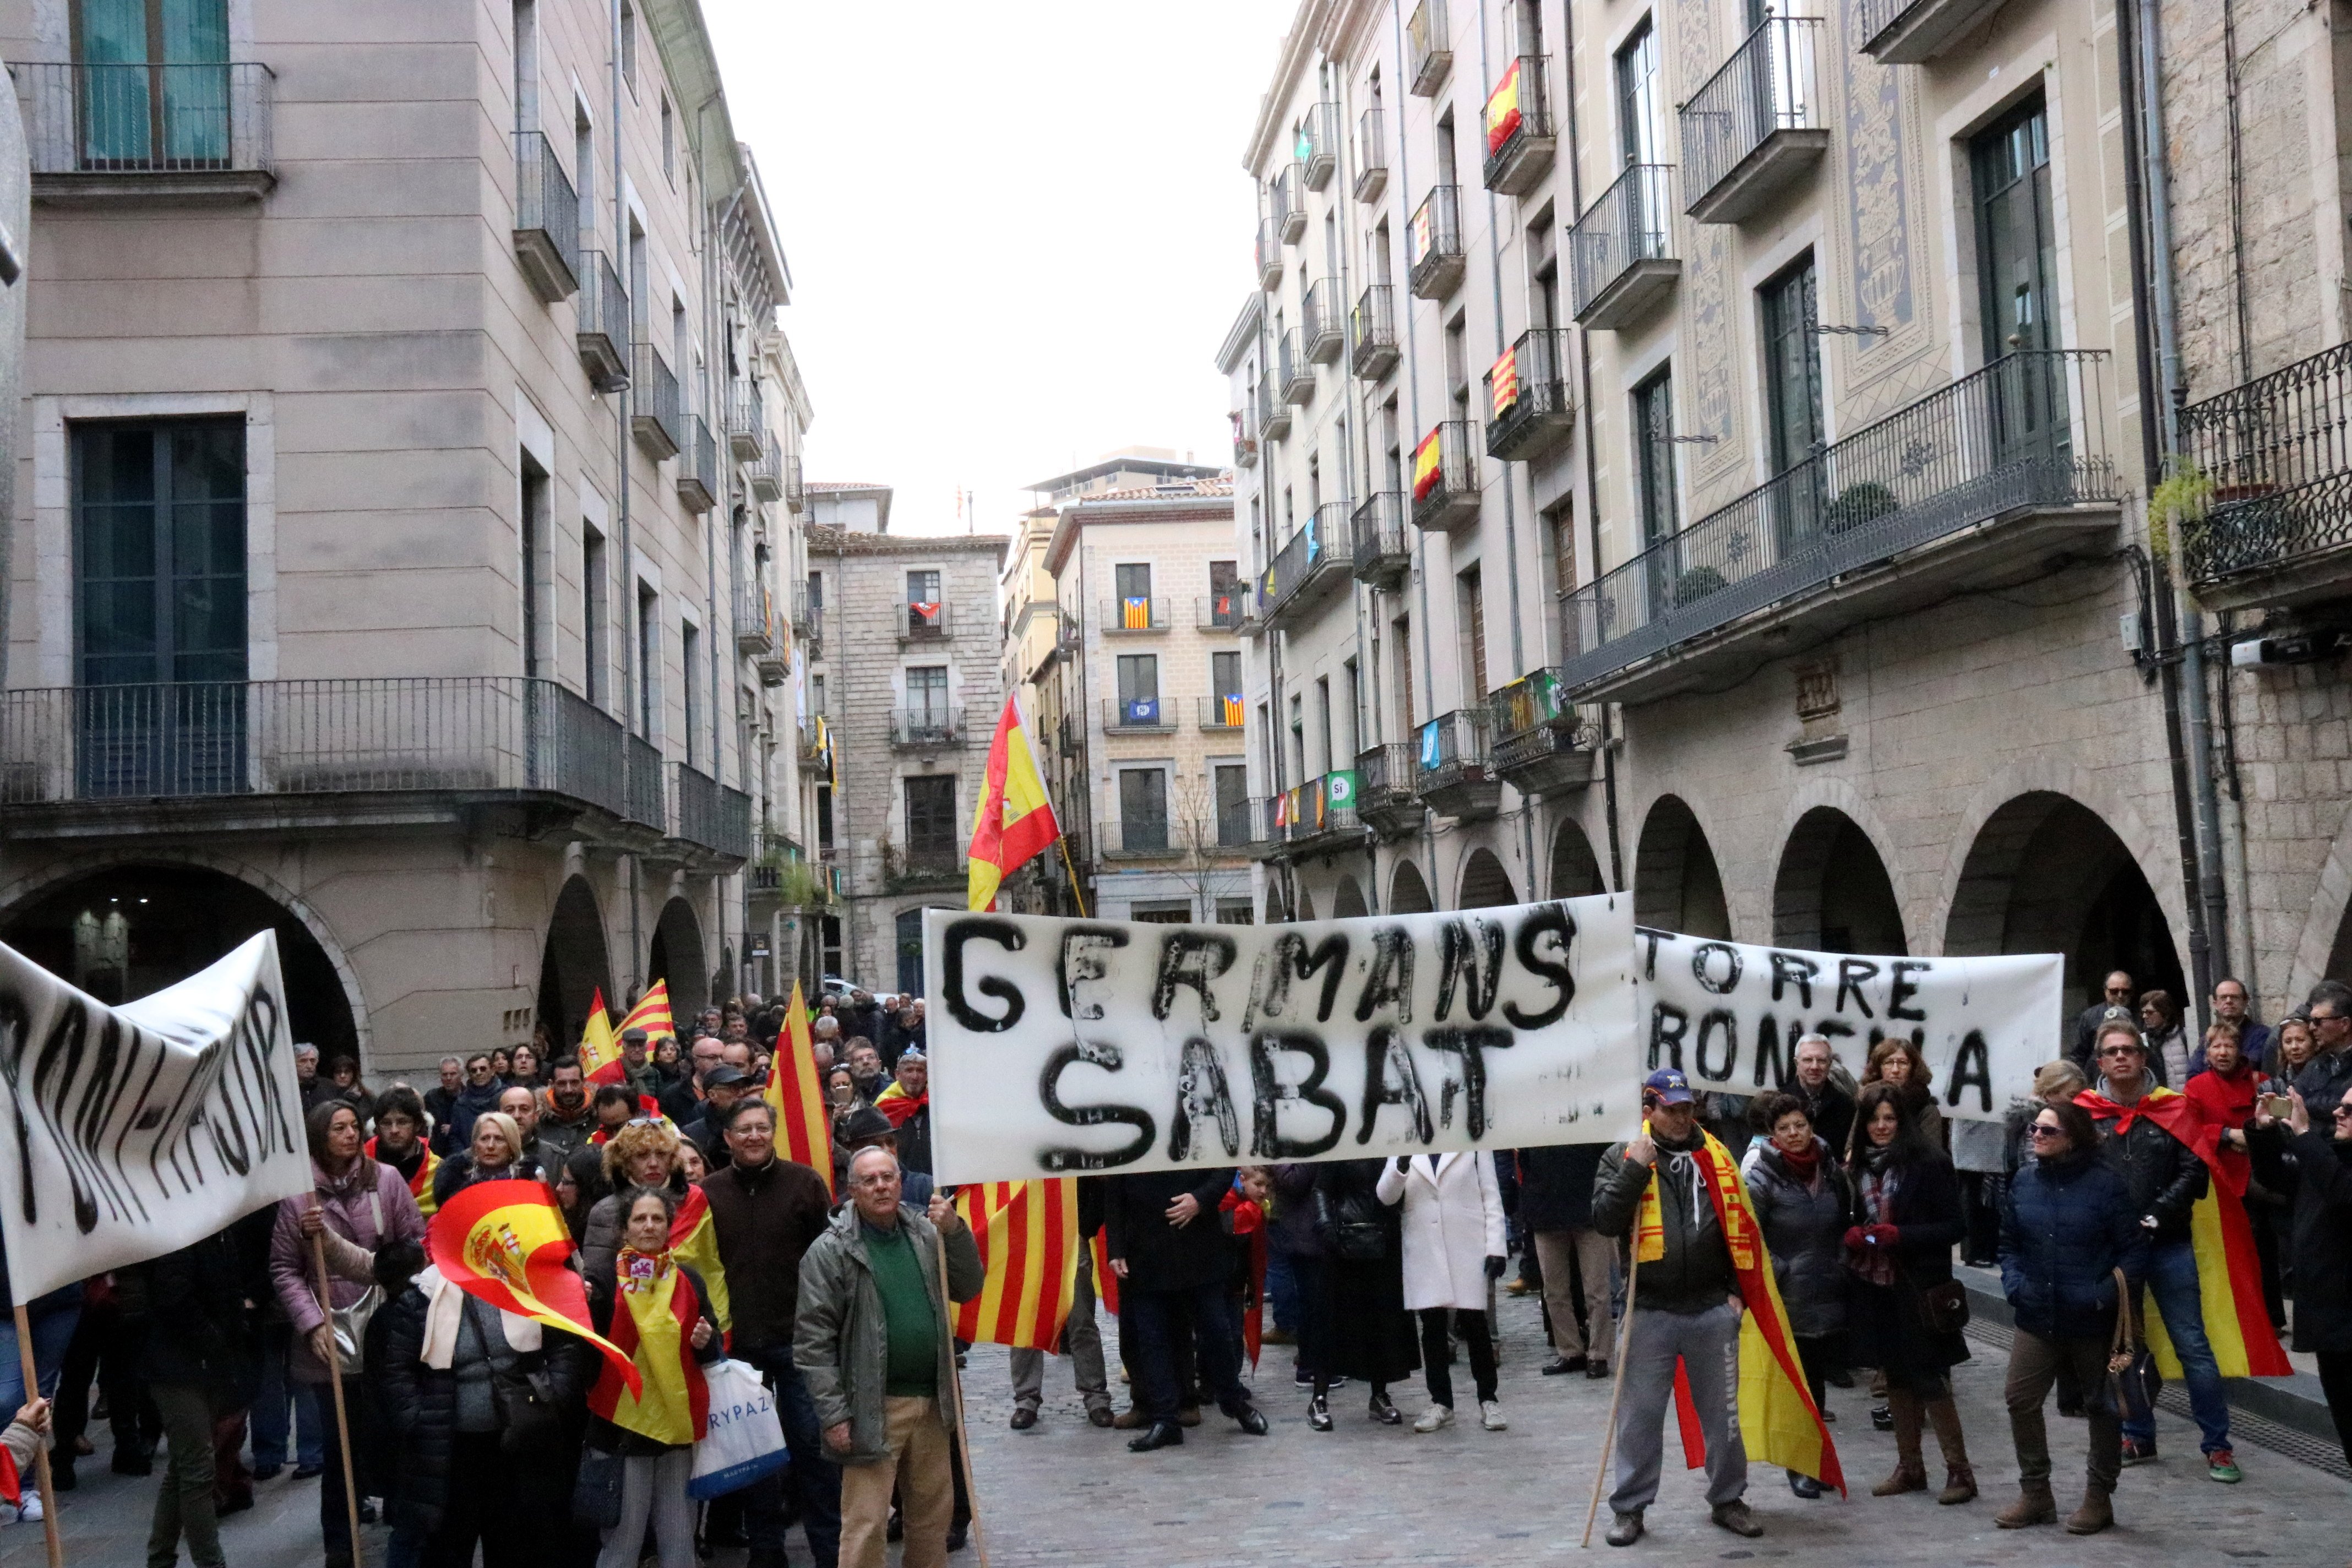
[966,694,1061,913]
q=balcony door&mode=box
[903,775,958,874]
[1761,257,1823,553]
[1119,767,1168,853]
[905,665,949,737]
[73,419,248,796]
[1116,654,1160,726]
[73,0,231,171]
[1972,96,2069,471]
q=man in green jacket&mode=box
[796,1145,984,1568]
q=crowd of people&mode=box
[0,970,2345,1566]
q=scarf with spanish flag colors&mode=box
[1637,1124,1845,1495]
[588,1247,709,1447]
[952,1179,1079,1351]
[763,980,835,1197]
[364,1137,441,1218]
[424,1178,642,1398]
[2074,1086,2293,1379]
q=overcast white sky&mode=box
[701,2,1295,537]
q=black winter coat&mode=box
[2253,1125,2352,1353]
[1845,1147,1970,1382]
[1516,1144,1605,1233]
[1999,1148,2146,1341]
[1744,1144,1850,1340]
[2088,1098,2207,1244]
[1106,1168,1235,1292]
[122,1230,253,1394]
[1592,1134,1739,1315]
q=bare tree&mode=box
[1167,772,1249,924]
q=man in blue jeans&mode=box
[2079,1020,2241,1481]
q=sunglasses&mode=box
[2029,1124,2065,1139]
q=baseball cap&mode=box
[703,1064,750,1090]
[1642,1068,1696,1106]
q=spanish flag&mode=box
[1412,427,1444,501]
[764,979,835,1196]
[667,1183,731,1335]
[966,693,1061,912]
[366,1138,442,1218]
[1490,344,1521,419]
[1121,596,1152,629]
[577,988,620,1080]
[1642,1124,1844,1495]
[1485,56,1523,156]
[427,1178,642,1396]
[952,1179,1079,1351]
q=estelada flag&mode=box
[764,979,835,1196]
[953,1179,1079,1351]
[1485,56,1523,155]
[1642,1124,1844,1495]
[966,694,1060,912]
[1412,427,1443,500]
[578,988,620,1080]
[427,1178,641,1396]
[2075,1087,2293,1379]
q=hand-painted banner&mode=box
[924,896,1643,1184]
[0,932,311,1300]
[1632,928,2061,1123]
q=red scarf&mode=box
[1218,1191,1268,1368]
[1776,1141,1822,1182]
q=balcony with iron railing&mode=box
[1099,818,1183,861]
[1408,0,1452,95]
[1354,107,1388,202]
[1234,582,1267,638]
[1352,284,1400,381]
[1234,797,1282,859]
[1858,0,2006,64]
[1277,162,1307,242]
[670,762,752,862]
[1102,695,1177,733]
[1407,184,1465,300]
[623,732,664,831]
[1233,407,1259,470]
[734,585,775,657]
[791,582,815,639]
[1482,56,1555,196]
[896,602,951,641]
[884,841,964,891]
[1485,329,1576,462]
[783,453,805,511]
[1680,17,1828,225]
[676,415,718,512]
[1570,164,1680,329]
[1355,742,1422,838]
[575,251,629,393]
[1411,421,1481,532]
[1256,215,1284,291]
[1558,351,2119,704]
[14,59,274,203]
[1351,491,1411,589]
[1197,694,1246,731]
[1279,328,1315,405]
[513,130,580,303]
[890,707,965,748]
[1416,709,1499,820]
[1273,771,1362,851]
[747,444,783,501]
[1302,101,1340,190]
[1489,670,1597,794]
[1101,597,1169,634]
[1198,592,1245,631]
[1264,502,1354,629]
[2180,340,2352,610]
[727,380,766,462]
[1259,374,1291,442]
[1303,278,1345,365]
[630,343,681,459]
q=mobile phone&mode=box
[2261,1093,2295,1120]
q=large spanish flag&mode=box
[2076,1087,2292,1379]
[578,988,620,1080]
[1485,56,1523,156]
[667,1183,731,1335]
[966,694,1061,912]
[1412,427,1444,501]
[427,1178,641,1395]
[764,979,835,1196]
[952,1179,1079,1352]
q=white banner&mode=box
[1633,927,2062,1123]
[0,932,312,1300]
[925,896,1644,1184]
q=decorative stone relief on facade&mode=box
[1673,0,1739,491]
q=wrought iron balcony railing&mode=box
[1485,328,1576,461]
[735,585,776,656]
[1856,0,2007,65]
[1276,162,1306,242]
[15,60,274,196]
[1354,107,1387,202]
[1569,164,1679,329]
[1416,708,1499,820]
[1101,597,1169,634]
[747,445,783,501]
[1198,593,1246,631]
[1302,101,1340,190]
[575,251,629,393]
[1410,420,1481,531]
[1258,375,1290,442]
[676,415,718,512]
[1356,741,1422,837]
[1407,0,1452,95]
[513,130,580,302]
[1279,327,1315,404]
[727,380,766,461]
[1351,491,1411,589]
[1680,17,1827,225]
[1264,502,1354,628]
[670,762,751,860]
[1489,669,1597,793]
[1482,55,1555,196]
[1407,184,1465,300]
[1352,284,1400,380]
[1303,278,1345,365]
[890,707,964,747]
[1102,696,1177,733]
[1197,695,1246,730]
[1256,216,1284,290]
[1100,818,1179,859]
[896,602,951,640]
[2181,340,2352,601]
[630,343,682,459]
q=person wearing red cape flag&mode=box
[2076,1018,2291,1480]
[1590,1069,1839,1548]
[423,1177,643,1396]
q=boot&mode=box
[1926,1396,1976,1504]
[2065,1484,2114,1535]
[1996,1480,2056,1528]
[1872,1391,1928,1496]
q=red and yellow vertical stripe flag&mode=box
[668,1183,732,1333]
[1485,56,1523,156]
[764,979,835,1196]
[1121,596,1152,629]
[577,988,619,1079]
[621,981,674,1043]
[952,1180,1079,1351]
[1412,427,1444,501]
[1490,344,1522,419]
[966,693,1061,914]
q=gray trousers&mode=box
[1533,1228,1616,1359]
[1010,1247,1109,1413]
[1610,1300,1747,1515]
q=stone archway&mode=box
[1774,807,1906,954]
[1549,818,1604,899]
[1635,795,1732,939]
[1332,874,1369,919]
[1944,791,2185,1019]
[536,875,613,1061]
[1458,848,1518,910]
[648,896,708,1018]
[1390,859,1434,914]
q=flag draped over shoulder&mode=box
[366,1138,442,1218]
[764,981,834,1196]
[1641,1125,1844,1495]
[2075,1087,2292,1379]
[577,988,619,1080]
[966,695,1060,912]
[668,1184,730,1335]
[952,1180,1079,1351]
[427,1178,641,1395]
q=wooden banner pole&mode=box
[934,1224,988,1568]
[1580,1246,1642,1549]
[12,1304,60,1568]
[311,1228,365,1568]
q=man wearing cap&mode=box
[679,1064,753,1167]
[614,1026,665,1102]
[875,1049,932,1177]
[835,1104,932,1207]
[1590,1068,1762,1547]
[661,1035,727,1124]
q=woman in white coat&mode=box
[1376,1152,1508,1432]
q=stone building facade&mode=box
[0,0,816,1075]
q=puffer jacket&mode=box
[2086,1091,2208,1244]
[268,1158,428,1382]
[794,1204,983,1466]
[1744,1142,1851,1339]
[1592,1131,1738,1315]
[1999,1147,2146,1340]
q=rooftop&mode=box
[1026,449,1226,502]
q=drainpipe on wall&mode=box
[613,0,641,995]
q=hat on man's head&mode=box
[840,1105,895,1145]
[897,1045,926,1064]
[622,1027,649,1044]
[1642,1067,1696,1106]
[703,1064,750,1090]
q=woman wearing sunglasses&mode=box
[1994,1097,2145,1535]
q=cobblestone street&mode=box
[8,1292,2343,1568]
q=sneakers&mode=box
[1293,1365,1316,1388]
[17,1494,37,1525]
[2207,1448,2242,1483]
[1368,1390,1402,1426]
[1869,1404,1894,1431]
[1412,1404,1455,1433]
[1479,1400,1507,1431]
[2119,1436,2157,1467]
[1308,1395,1332,1433]
[1604,1510,1645,1548]
[1710,1500,1762,1538]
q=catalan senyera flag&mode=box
[1412,427,1443,501]
[667,1183,731,1335]
[366,1137,442,1218]
[765,979,835,1196]
[2076,1087,2293,1380]
[1089,1225,1119,1317]
[622,981,674,1043]
[966,694,1061,912]
[427,1178,641,1396]
[1410,199,1432,266]
[1121,596,1152,629]
[952,1179,1079,1351]
[1490,344,1521,419]
[577,988,620,1080]
[1485,56,1523,156]
[1645,1124,1845,1495]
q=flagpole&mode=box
[1581,1251,1642,1549]
[934,1226,989,1568]
[312,1224,367,1568]
[1056,835,1089,919]
[12,1305,60,1568]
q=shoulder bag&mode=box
[1314,1186,1387,1262]
[2100,1266,2162,1424]
[325,1190,388,1366]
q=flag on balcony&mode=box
[1222,693,1246,726]
[909,601,940,627]
[765,980,834,1196]
[1121,596,1151,629]
[1490,344,1522,419]
[1485,57,1523,156]
[1122,698,1160,726]
[1412,427,1443,501]
[1419,720,1442,770]
[577,988,620,1079]
[1214,592,1233,622]
[1273,791,1291,830]
[1411,200,1432,268]
[967,693,1061,912]
[1326,769,1358,811]
[952,1179,1080,1352]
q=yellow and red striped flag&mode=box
[764,979,835,1196]
[621,981,674,1044]
[1121,596,1152,629]
[952,1179,1079,1351]
[1485,56,1523,156]
[577,988,619,1080]
[428,1178,641,1395]
[1490,344,1521,418]
[1412,427,1444,500]
[1089,1225,1119,1317]
[966,694,1061,912]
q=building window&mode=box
[660,93,673,180]
[1114,562,1152,628]
[1215,762,1250,846]
[618,0,637,90]
[1216,899,1256,926]
[1212,650,1242,726]
[1972,95,2055,362]
[1455,567,1486,701]
[1632,370,1679,549]
[636,583,659,737]
[903,775,959,870]
[906,665,949,724]
[1131,901,1191,925]
[520,454,549,679]
[70,0,230,167]
[680,619,700,766]
[581,523,607,706]
[1116,654,1161,725]
[1760,255,1823,476]
[1119,767,1169,853]
[1615,18,1663,165]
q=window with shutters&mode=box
[1119,767,1169,853]
[902,775,959,871]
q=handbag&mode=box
[1315,1186,1387,1262]
[1918,1278,1971,1336]
[328,1286,381,1366]
[572,1446,627,1529]
[689,1359,790,1500]
[2100,1267,2163,1424]
[493,1364,562,1456]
